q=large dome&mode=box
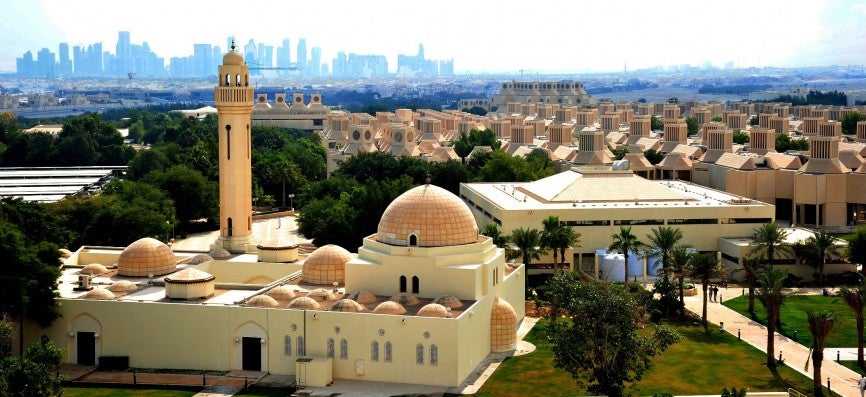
[222,49,244,66]
[118,238,176,277]
[377,184,478,247]
[302,245,352,285]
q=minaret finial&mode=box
[230,39,236,51]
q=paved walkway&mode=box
[683,286,862,397]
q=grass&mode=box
[472,320,816,396]
[723,294,859,348]
[839,361,866,377]
[63,385,199,397]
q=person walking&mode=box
[858,375,866,397]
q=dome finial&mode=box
[230,39,236,51]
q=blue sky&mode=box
[1,0,864,74]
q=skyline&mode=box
[2,0,865,74]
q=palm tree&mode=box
[557,227,580,272]
[511,227,545,267]
[609,226,645,283]
[736,258,764,316]
[669,246,692,314]
[481,223,510,248]
[687,251,724,330]
[848,225,866,277]
[541,216,562,270]
[749,222,794,265]
[805,310,839,397]
[802,230,840,286]
[646,226,684,280]
[840,277,866,368]
[756,266,792,369]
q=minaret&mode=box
[214,41,255,253]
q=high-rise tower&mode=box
[214,41,255,252]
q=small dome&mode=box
[80,263,109,275]
[288,296,321,310]
[306,288,336,302]
[491,297,518,352]
[222,48,244,66]
[208,248,231,259]
[164,268,215,284]
[107,280,138,293]
[302,245,351,285]
[266,286,297,301]
[417,303,449,318]
[59,248,73,258]
[118,238,176,277]
[433,295,463,309]
[377,184,478,247]
[389,292,419,306]
[345,290,377,304]
[330,299,364,312]
[178,254,213,265]
[246,295,279,308]
[373,301,407,315]
[82,288,114,300]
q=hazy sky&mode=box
[1,0,864,74]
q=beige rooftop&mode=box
[377,184,478,247]
[117,237,177,277]
[517,170,692,203]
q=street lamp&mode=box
[288,194,295,211]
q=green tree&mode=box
[687,251,724,330]
[511,227,545,267]
[650,115,663,131]
[732,130,749,145]
[685,116,699,136]
[749,115,759,126]
[610,146,628,160]
[840,277,866,368]
[297,196,358,248]
[547,277,680,396]
[800,230,841,285]
[841,112,865,135]
[711,115,723,122]
[749,222,793,265]
[609,226,645,283]
[643,149,664,165]
[848,226,866,276]
[144,165,218,225]
[646,226,684,280]
[669,247,692,314]
[452,129,500,164]
[756,267,792,369]
[541,216,580,273]
[461,106,488,116]
[127,119,145,143]
[804,310,838,397]
[481,223,509,248]
[0,339,64,396]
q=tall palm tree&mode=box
[541,216,563,270]
[609,226,645,283]
[802,230,840,286]
[557,227,580,272]
[756,266,792,369]
[805,310,839,397]
[749,222,794,265]
[646,226,684,280]
[687,251,724,330]
[669,246,692,314]
[737,258,763,316]
[481,223,510,248]
[840,277,866,368]
[511,227,545,267]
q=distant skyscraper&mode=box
[277,39,291,68]
[58,43,72,77]
[16,51,35,77]
[116,31,131,75]
[243,39,257,67]
[297,38,307,74]
[193,44,212,77]
[36,48,56,77]
[310,47,321,76]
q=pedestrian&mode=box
[858,374,866,397]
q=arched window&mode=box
[225,125,232,160]
[283,335,292,356]
[384,342,392,363]
[297,336,305,357]
[399,276,407,293]
[416,343,424,365]
[326,338,335,358]
[227,218,233,237]
[235,74,241,86]
[245,74,249,87]
[224,74,230,86]
[340,338,348,360]
[409,234,418,246]
[412,276,419,294]
[371,341,379,362]
[430,345,438,366]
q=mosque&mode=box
[30,45,526,388]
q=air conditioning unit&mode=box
[76,275,92,291]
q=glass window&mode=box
[297,336,305,357]
[327,338,335,358]
[340,338,348,360]
[283,335,292,356]
[416,343,424,365]
[371,341,379,362]
[430,345,438,366]
[385,342,393,363]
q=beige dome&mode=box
[246,295,279,308]
[266,286,297,301]
[59,248,73,258]
[377,184,478,247]
[373,301,407,315]
[223,48,244,66]
[106,280,138,293]
[417,303,449,318]
[330,299,365,312]
[302,245,351,285]
[433,295,463,309]
[164,268,215,284]
[118,238,176,277]
[491,297,518,352]
[389,292,419,306]
[80,263,109,275]
[345,290,377,304]
[288,296,321,310]
[82,288,114,300]
[208,248,231,259]
[178,254,213,265]
[306,288,336,302]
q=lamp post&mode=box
[288,194,295,211]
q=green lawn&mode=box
[723,294,859,348]
[473,320,816,396]
[63,385,199,397]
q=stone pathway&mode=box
[683,286,862,397]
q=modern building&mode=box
[491,82,597,108]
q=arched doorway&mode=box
[234,321,267,372]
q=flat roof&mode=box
[0,167,124,202]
